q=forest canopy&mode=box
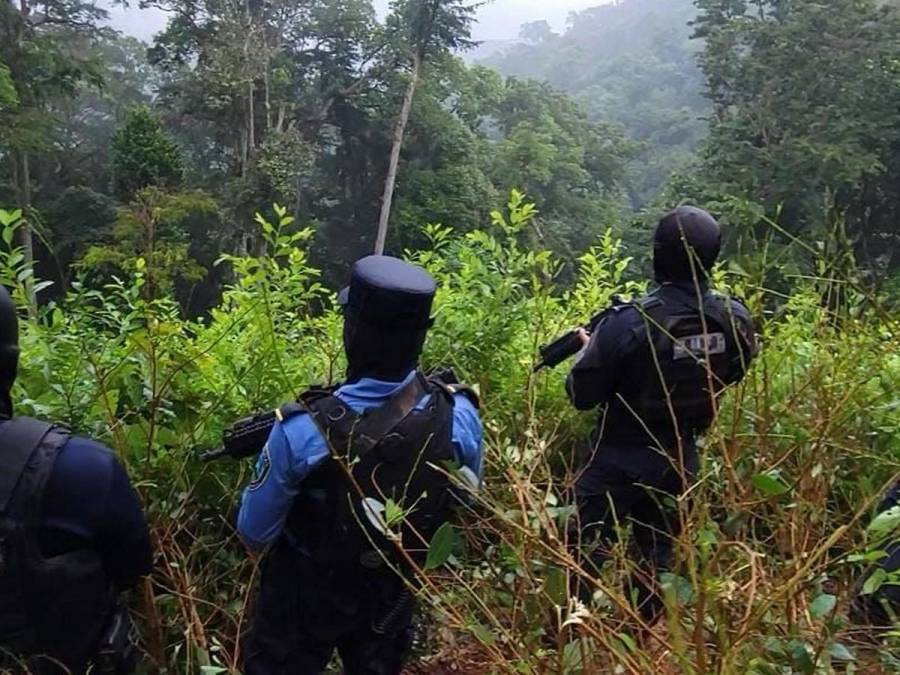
[2,0,900,671]
[4,0,899,307]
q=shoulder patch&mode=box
[248,443,272,491]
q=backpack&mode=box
[0,418,112,674]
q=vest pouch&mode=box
[635,309,731,431]
[28,548,110,670]
[0,529,37,663]
[376,433,406,463]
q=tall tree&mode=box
[148,0,380,224]
[112,105,184,199]
[692,0,900,277]
[374,0,477,254]
[0,0,106,309]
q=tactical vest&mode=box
[0,418,112,674]
[625,291,747,432]
[283,372,464,585]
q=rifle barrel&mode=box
[200,448,230,462]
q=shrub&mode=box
[0,194,897,673]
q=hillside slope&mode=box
[482,0,707,208]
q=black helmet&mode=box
[0,286,18,419]
[653,206,722,284]
[338,255,436,382]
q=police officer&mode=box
[852,481,900,628]
[566,206,757,624]
[0,286,153,673]
[238,255,483,675]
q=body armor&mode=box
[0,418,111,674]
[284,372,463,584]
[615,289,754,436]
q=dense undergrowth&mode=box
[1,194,899,674]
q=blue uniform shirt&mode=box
[237,371,484,550]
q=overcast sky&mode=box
[106,0,610,43]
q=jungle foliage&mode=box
[0,0,637,304]
[483,0,706,210]
[2,0,900,671]
[0,192,898,672]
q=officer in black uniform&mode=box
[567,206,757,623]
[852,481,900,628]
[0,286,153,673]
[238,256,483,675]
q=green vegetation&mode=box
[687,0,900,285]
[112,106,185,199]
[483,0,706,209]
[2,0,900,671]
[1,192,898,672]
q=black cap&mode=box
[339,255,436,327]
[653,206,722,283]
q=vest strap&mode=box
[307,373,429,458]
[354,373,428,454]
[0,418,54,514]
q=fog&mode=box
[107,0,611,43]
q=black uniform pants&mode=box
[573,451,688,625]
[242,541,414,675]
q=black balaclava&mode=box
[653,206,722,284]
[339,255,436,383]
[0,286,18,420]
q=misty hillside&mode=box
[482,0,706,207]
[6,0,900,668]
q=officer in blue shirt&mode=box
[566,207,757,625]
[239,256,484,675]
[0,286,153,674]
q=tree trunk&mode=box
[14,151,37,315]
[248,81,256,153]
[375,51,421,255]
[263,51,272,133]
[240,127,249,179]
[12,0,36,313]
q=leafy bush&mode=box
[1,193,898,673]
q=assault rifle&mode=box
[201,368,464,462]
[200,408,285,462]
[533,296,625,372]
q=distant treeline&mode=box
[2,0,899,315]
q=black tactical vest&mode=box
[283,373,462,585]
[0,418,112,674]
[626,291,745,432]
